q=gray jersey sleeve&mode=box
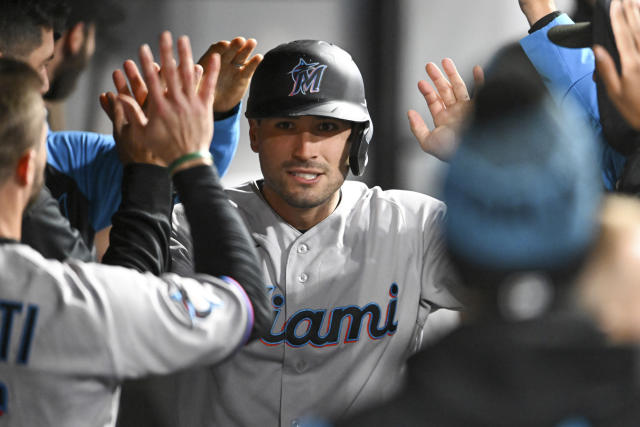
[13,246,253,380]
[420,201,464,310]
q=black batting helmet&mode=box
[246,40,373,176]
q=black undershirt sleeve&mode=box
[172,165,272,337]
[21,186,95,262]
[102,164,172,275]
[529,11,563,34]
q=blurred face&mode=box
[22,27,55,94]
[46,23,96,100]
[250,115,352,213]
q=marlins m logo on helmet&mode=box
[288,58,328,96]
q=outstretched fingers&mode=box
[473,65,485,88]
[139,43,166,112]
[418,79,446,119]
[622,0,640,53]
[243,53,263,76]
[407,109,431,148]
[442,58,470,101]
[199,52,220,106]
[177,35,195,98]
[123,60,148,107]
[425,62,456,107]
[116,93,148,129]
[159,31,181,101]
[112,69,132,98]
[231,37,257,66]
[594,45,622,98]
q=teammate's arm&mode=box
[518,0,557,26]
[110,32,271,337]
[594,0,640,130]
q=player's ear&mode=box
[249,119,261,153]
[66,22,85,55]
[15,149,36,187]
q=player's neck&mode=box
[0,185,26,241]
[261,184,341,231]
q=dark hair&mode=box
[0,57,45,183]
[64,0,124,29]
[472,42,549,124]
[0,0,69,58]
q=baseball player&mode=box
[170,40,462,425]
[0,31,270,427]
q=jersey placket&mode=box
[280,230,318,427]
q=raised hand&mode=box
[517,0,558,26]
[109,31,220,169]
[594,0,640,130]
[198,37,263,113]
[407,58,484,161]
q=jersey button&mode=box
[297,244,309,254]
[298,273,308,283]
[295,360,307,373]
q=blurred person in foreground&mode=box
[0,31,270,425]
[338,44,640,427]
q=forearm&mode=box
[172,165,271,336]
[172,165,258,281]
[102,164,172,274]
[210,103,241,177]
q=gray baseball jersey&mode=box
[0,242,253,427]
[171,180,462,426]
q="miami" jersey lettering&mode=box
[261,283,399,347]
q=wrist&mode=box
[214,102,240,120]
[168,151,214,176]
[520,1,557,26]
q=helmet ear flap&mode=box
[349,122,372,176]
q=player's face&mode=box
[46,23,96,100]
[250,115,351,213]
[21,27,55,95]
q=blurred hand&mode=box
[594,0,640,130]
[407,59,483,161]
[198,37,262,113]
[578,195,640,344]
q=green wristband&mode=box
[168,151,213,175]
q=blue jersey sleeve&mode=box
[46,104,241,231]
[46,130,122,232]
[210,103,241,176]
[520,14,626,190]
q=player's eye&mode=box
[275,121,295,130]
[317,122,339,132]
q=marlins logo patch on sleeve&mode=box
[167,280,223,327]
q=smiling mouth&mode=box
[291,172,319,180]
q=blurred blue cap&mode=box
[443,98,603,271]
